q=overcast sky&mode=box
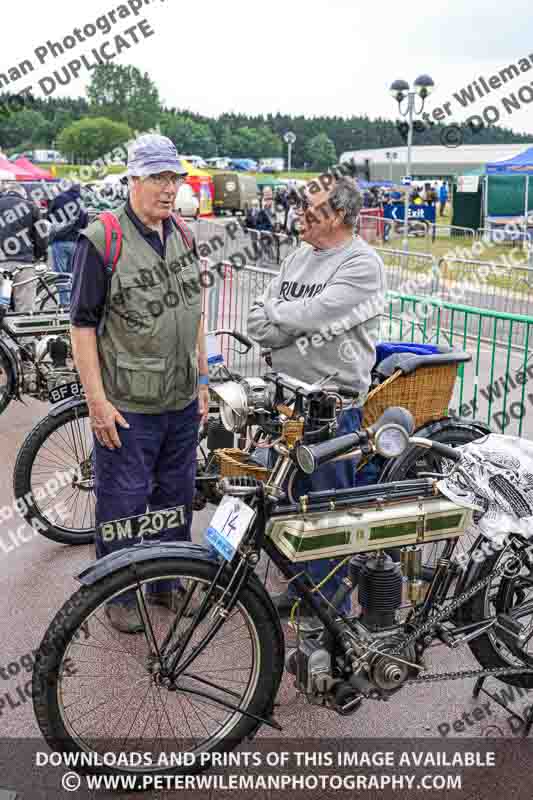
[2,0,533,138]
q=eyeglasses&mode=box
[148,173,185,187]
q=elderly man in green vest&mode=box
[70,134,209,633]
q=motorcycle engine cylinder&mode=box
[358,552,403,630]
[349,554,369,585]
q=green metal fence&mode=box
[383,293,533,438]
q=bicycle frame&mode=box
[10,262,68,310]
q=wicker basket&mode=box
[216,448,271,481]
[362,363,458,430]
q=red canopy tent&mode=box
[0,157,35,180]
[13,157,54,180]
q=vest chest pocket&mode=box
[177,263,202,308]
[115,355,166,404]
[111,276,166,337]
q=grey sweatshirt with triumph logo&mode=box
[246,237,386,402]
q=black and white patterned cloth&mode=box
[437,433,533,542]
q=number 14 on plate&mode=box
[205,496,256,562]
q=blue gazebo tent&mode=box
[484,148,533,241]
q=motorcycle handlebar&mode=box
[295,408,413,475]
[426,441,462,462]
[299,431,362,473]
[209,329,254,353]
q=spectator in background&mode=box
[49,183,88,305]
[0,181,48,311]
[245,198,260,229]
[382,192,392,242]
[439,182,449,216]
[369,187,380,208]
[425,184,437,206]
[286,201,300,243]
[256,188,275,232]
[411,186,423,205]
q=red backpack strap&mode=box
[98,212,123,274]
[171,212,194,251]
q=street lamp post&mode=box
[284,131,296,173]
[389,75,435,254]
[385,151,398,183]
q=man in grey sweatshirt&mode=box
[247,174,386,621]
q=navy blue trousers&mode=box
[94,399,199,606]
[288,407,381,614]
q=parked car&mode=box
[212,172,258,216]
[20,149,68,164]
[229,159,258,172]
[205,157,231,170]
[259,158,285,173]
[179,155,208,169]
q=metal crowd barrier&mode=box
[375,248,438,295]
[436,256,533,330]
[193,218,298,269]
[477,225,532,247]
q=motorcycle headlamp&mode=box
[209,382,248,433]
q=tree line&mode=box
[0,63,531,169]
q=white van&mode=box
[259,158,285,173]
[30,149,68,164]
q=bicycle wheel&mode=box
[13,403,95,545]
[0,345,15,416]
[37,275,70,311]
[33,557,283,782]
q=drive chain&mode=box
[390,557,514,658]
[407,665,533,685]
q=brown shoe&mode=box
[105,604,144,634]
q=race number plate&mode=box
[100,506,186,543]
[205,496,256,562]
[48,381,85,404]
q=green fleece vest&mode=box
[84,206,202,414]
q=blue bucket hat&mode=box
[127,134,187,178]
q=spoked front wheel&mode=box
[32,557,283,782]
[13,403,95,544]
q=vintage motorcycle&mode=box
[12,330,489,550]
[32,373,533,783]
[0,307,75,417]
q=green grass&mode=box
[36,163,126,179]
[386,231,528,268]
[39,163,319,183]
[204,169,319,181]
